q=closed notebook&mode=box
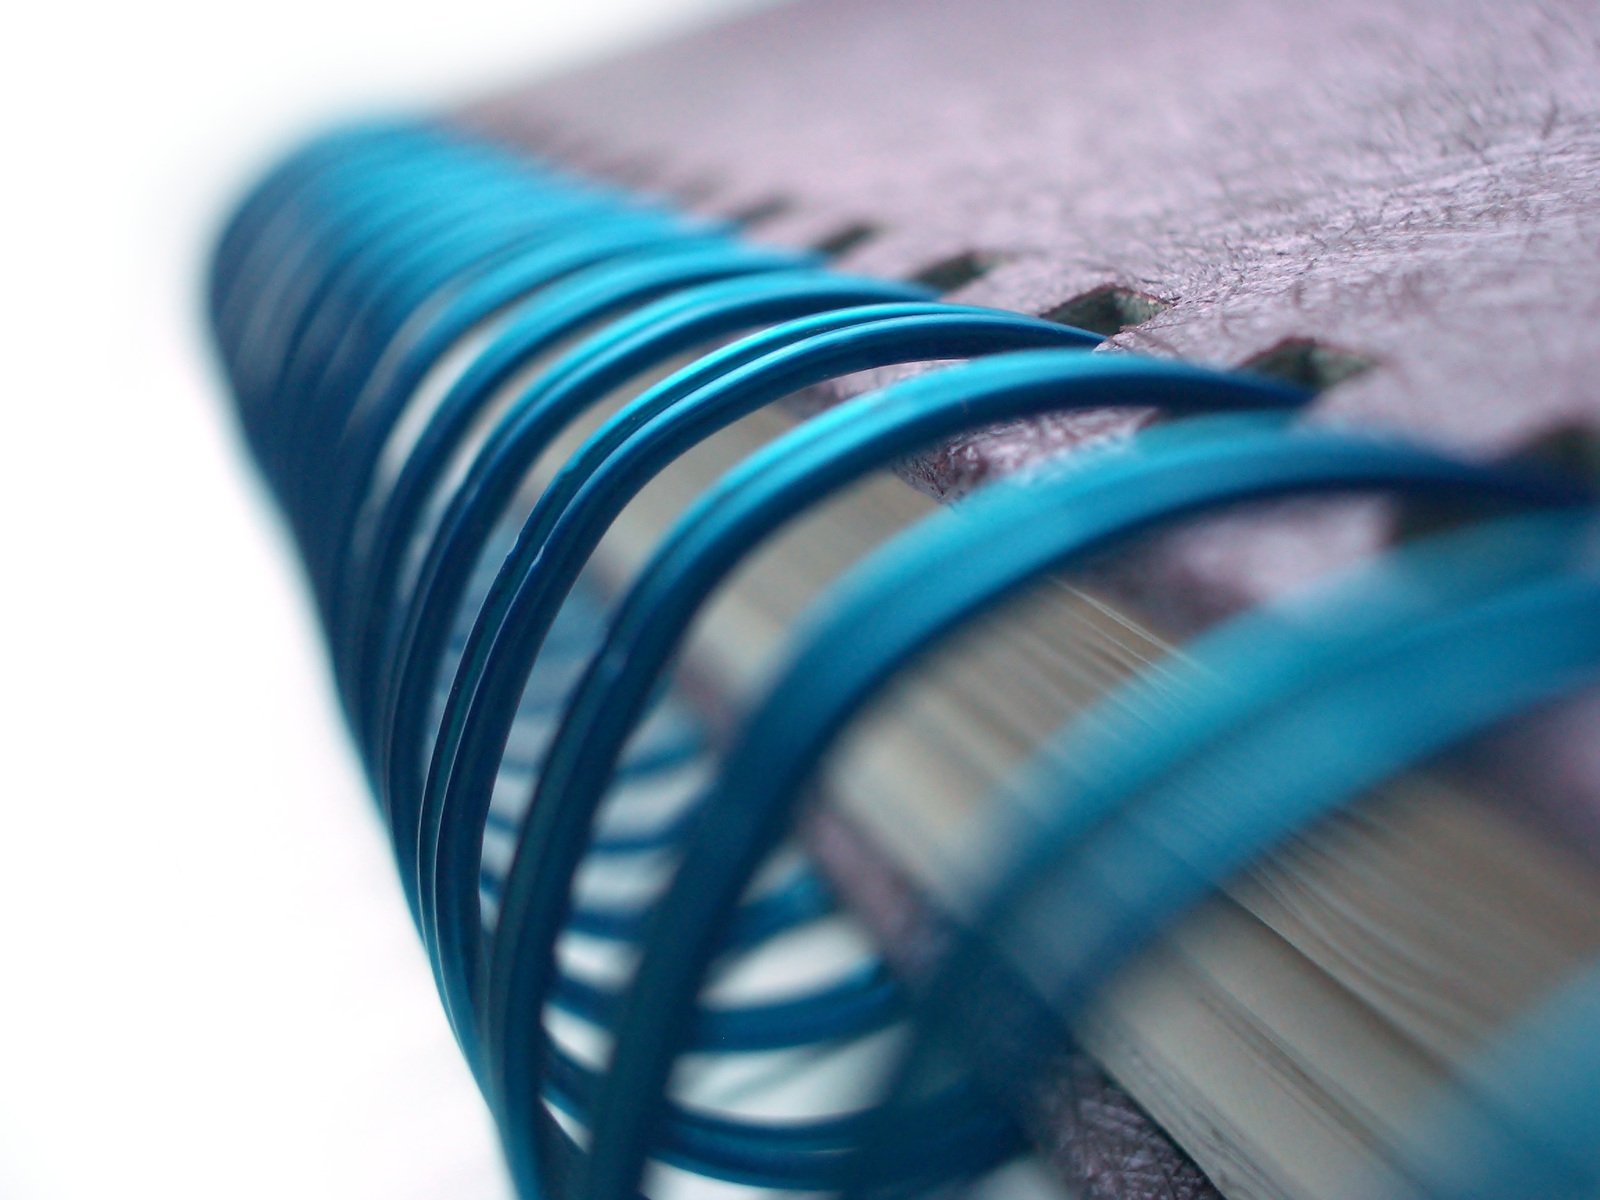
[205,2,1600,1199]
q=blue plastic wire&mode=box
[337,241,814,744]
[230,147,651,520]
[373,273,933,855]
[211,125,439,353]
[271,206,673,523]
[387,299,1016,867]
[410,308,1103,1051]
[304,220,736,591]
[236,160,572,432]
[288,211,718,515]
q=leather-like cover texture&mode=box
[464,0,1600,454]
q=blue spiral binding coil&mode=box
[208,120,1600,1200]
[836,501,1600,1200]
[575,419,1590,1200]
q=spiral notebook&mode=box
[206,2,1600,1198]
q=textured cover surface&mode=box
[462,0,1600,619]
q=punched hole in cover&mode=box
[908,250,1000,294]
[812,222,880,257]
[725,196,795,227]
[1242,337,1375,393]
[1042,284,1172,337]
[1393,419,1600,547]
[1506,421,1600,486]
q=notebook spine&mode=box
[209,121,1600,1200]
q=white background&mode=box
[2,2,763,1196]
